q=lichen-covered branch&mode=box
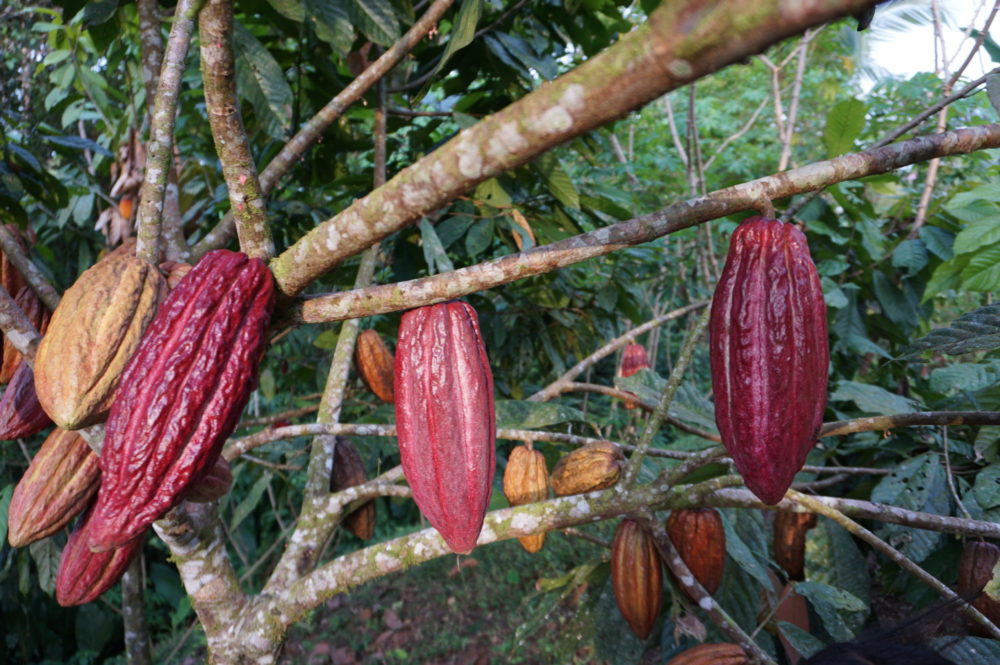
[819,410,1000,437]
[190,0,456,257]
[292,123,1000,322]
[0,225,59,311]
[135,0,203,263]
[121,556,152,665]
[271,0,881,296]
[0,284,41,362]
[198,0,273,260]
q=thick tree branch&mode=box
[0,285,41,362]
[292,123,1000,323]
[0,226,60,311]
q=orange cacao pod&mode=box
[666,508,725,596]
[0,362,52,440]
[710,217,828,505]
[329,437,376,540]
[7,428,99,547]
[0,224,28,313]
[617,343,650,409]
[395,301,495,554]
[34,253,168,429]
[55,510,144,606]
[550,441,623,496]
[0,285,49,383]
[85,250,275,551]
[611,519,663,639]
[665,643,748,665]
[183,456,233,503]
[502,445,551,553]
[354,328,394,403]
[957,541,1000,630]
[773,511,817,581]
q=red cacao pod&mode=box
[773,511,817,581]
[354,328,394,403]
[617,343,650,409]
[665,643,748,665]
[85,249,275,551]
[8,428,99,547]
[329,437,376,540]
[56,510,144,606]
[611,519,663,639]
[550,441,623,496]
[957,541,1000,631]
[502,444,551,553]
[394,301,495,554]
[0,362,52,440]
[709,217,829,505]
[183,456,233,503]
[0,285,49,384]
[666,508,725,596]
[34,252,168,429]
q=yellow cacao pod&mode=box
[550,441,623,496]
[34,252,167,429]
[502,445,551,553]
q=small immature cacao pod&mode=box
[0,362,52,440]
[55,510,145,607]
[329,437,376,540]
[354,329,395,403]
[773,511,817,581]
[502,445,551,553]
[34,252,168,429]
[395,301,495,554]
[550,441,623,496]
[159,260,193,290]
[617,343,650,409]
[710,217,829,505]
[7,428,99,547]
[183,456,233,503]
[611,519,663,640]
[85,250,275,551]
[665,643,748,665]
[957,541,1000,631]
[0,286,49,384]
[666,508,725,596]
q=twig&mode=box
[0,284,41,362]
[0,226,60,311]
[121,555,152,665]
[559,527,611,549]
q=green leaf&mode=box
[303,0,353,55]
[473,178,512,210]
[933,636,1000,664]
[537,154,580,209]
[829,381,918,415]
[464,218,494,257]
[976,426,1000,463]
[435,215,476,249]
[872,271,919,330]
[720,509,772,588]
[348,0,400,46]
[419,218,455,274]
[29,538,61,595]
[42,49,71,67]
[891,239,928,276]
[776,621,825,659]
[266,0,305,21]
[418,0,481,97]
[953,218,1000,255]
[805,518,870,610]
[988,73,1000,118]
[42,134,113,157]
[258,367,276,402]
[593,581,650,659]
[0,484,13,546]
[496,400,586,429]
[906,304,1000,355]
[974,465,1000,511]
[929,362,1000,394]
[796,581,866,642]
[919,226,954,260]
[230,470,272,532]
[822,278,848,309]
[312,328,339,349]
[923,252,971,300]
[823,98,866,157]
[871,453,948,562]
[233,23,293,140]
[960,243,1000,292]
[82,0,119,26]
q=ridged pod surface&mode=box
[56,511,144,606]
[550,441,623,497]
[665,643,748,665]
[502,445,551,553]
[957,541,1000,631]
[773,511,817,581]
[0,286,49,383]
[34,253,168,429]
[394,301,495,554]
[85,250,275,551]
[710,217,829,505]
[666,508,725,596]
[618,343,650,409]
[8,428,99,547]
[610,519,663,640]
[0,362,52,440]
[329,437,376,540]
[354,329,395,403]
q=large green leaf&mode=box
[796,581,866,642]
[805,518,870,612]
[929,361,1000,394]
[303,0,353,55]
[829,381,918,415]
[29,538,61,595]
[230,469,273,532]
[0,484,12,547]
[233,23,293,140]
[419,218,456,274]
[905,304,1000,355]
[960,242,1000,292]
[871,453,948,562]
[823,98,866,157]
[348,0,400,46]
[933,636,1000,664]
[496,400,586,429]
[417,0,481,98]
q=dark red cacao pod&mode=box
[957,541,1000,632]
[611,519,663,640]
[666,508,725,596]
[773,511,817,581]
[710,217,829,505]
[0,361,52,440]
[56,510,144,606]
[8,428,99,547]
[354,329,395,403]
[617,343,650,409]
[329,437,376,540]
[85,249,275,551]
[394,301,495,554]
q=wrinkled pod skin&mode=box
[0,361,52,440]
[85,250,275,551]
[611,519,663,640]
[710,217,829,505]
[7,427,99,547]
[550,441,624,497]
[55,505,145,606]
[394,301,496,554]
[34,252,168,429]
[502,444,551,553]
[617,343,650,409]
[666,508,726,597]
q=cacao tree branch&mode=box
[292,123,1000,323]
[818,410,1000,437]
[236,398,321,428]
[785,489,1000,640]
[0,284,41,362]
[269,0,882,296]
[121,556,152,665]
[135,0,202,263]
[190,0,456,257]
[0,226,60,311]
